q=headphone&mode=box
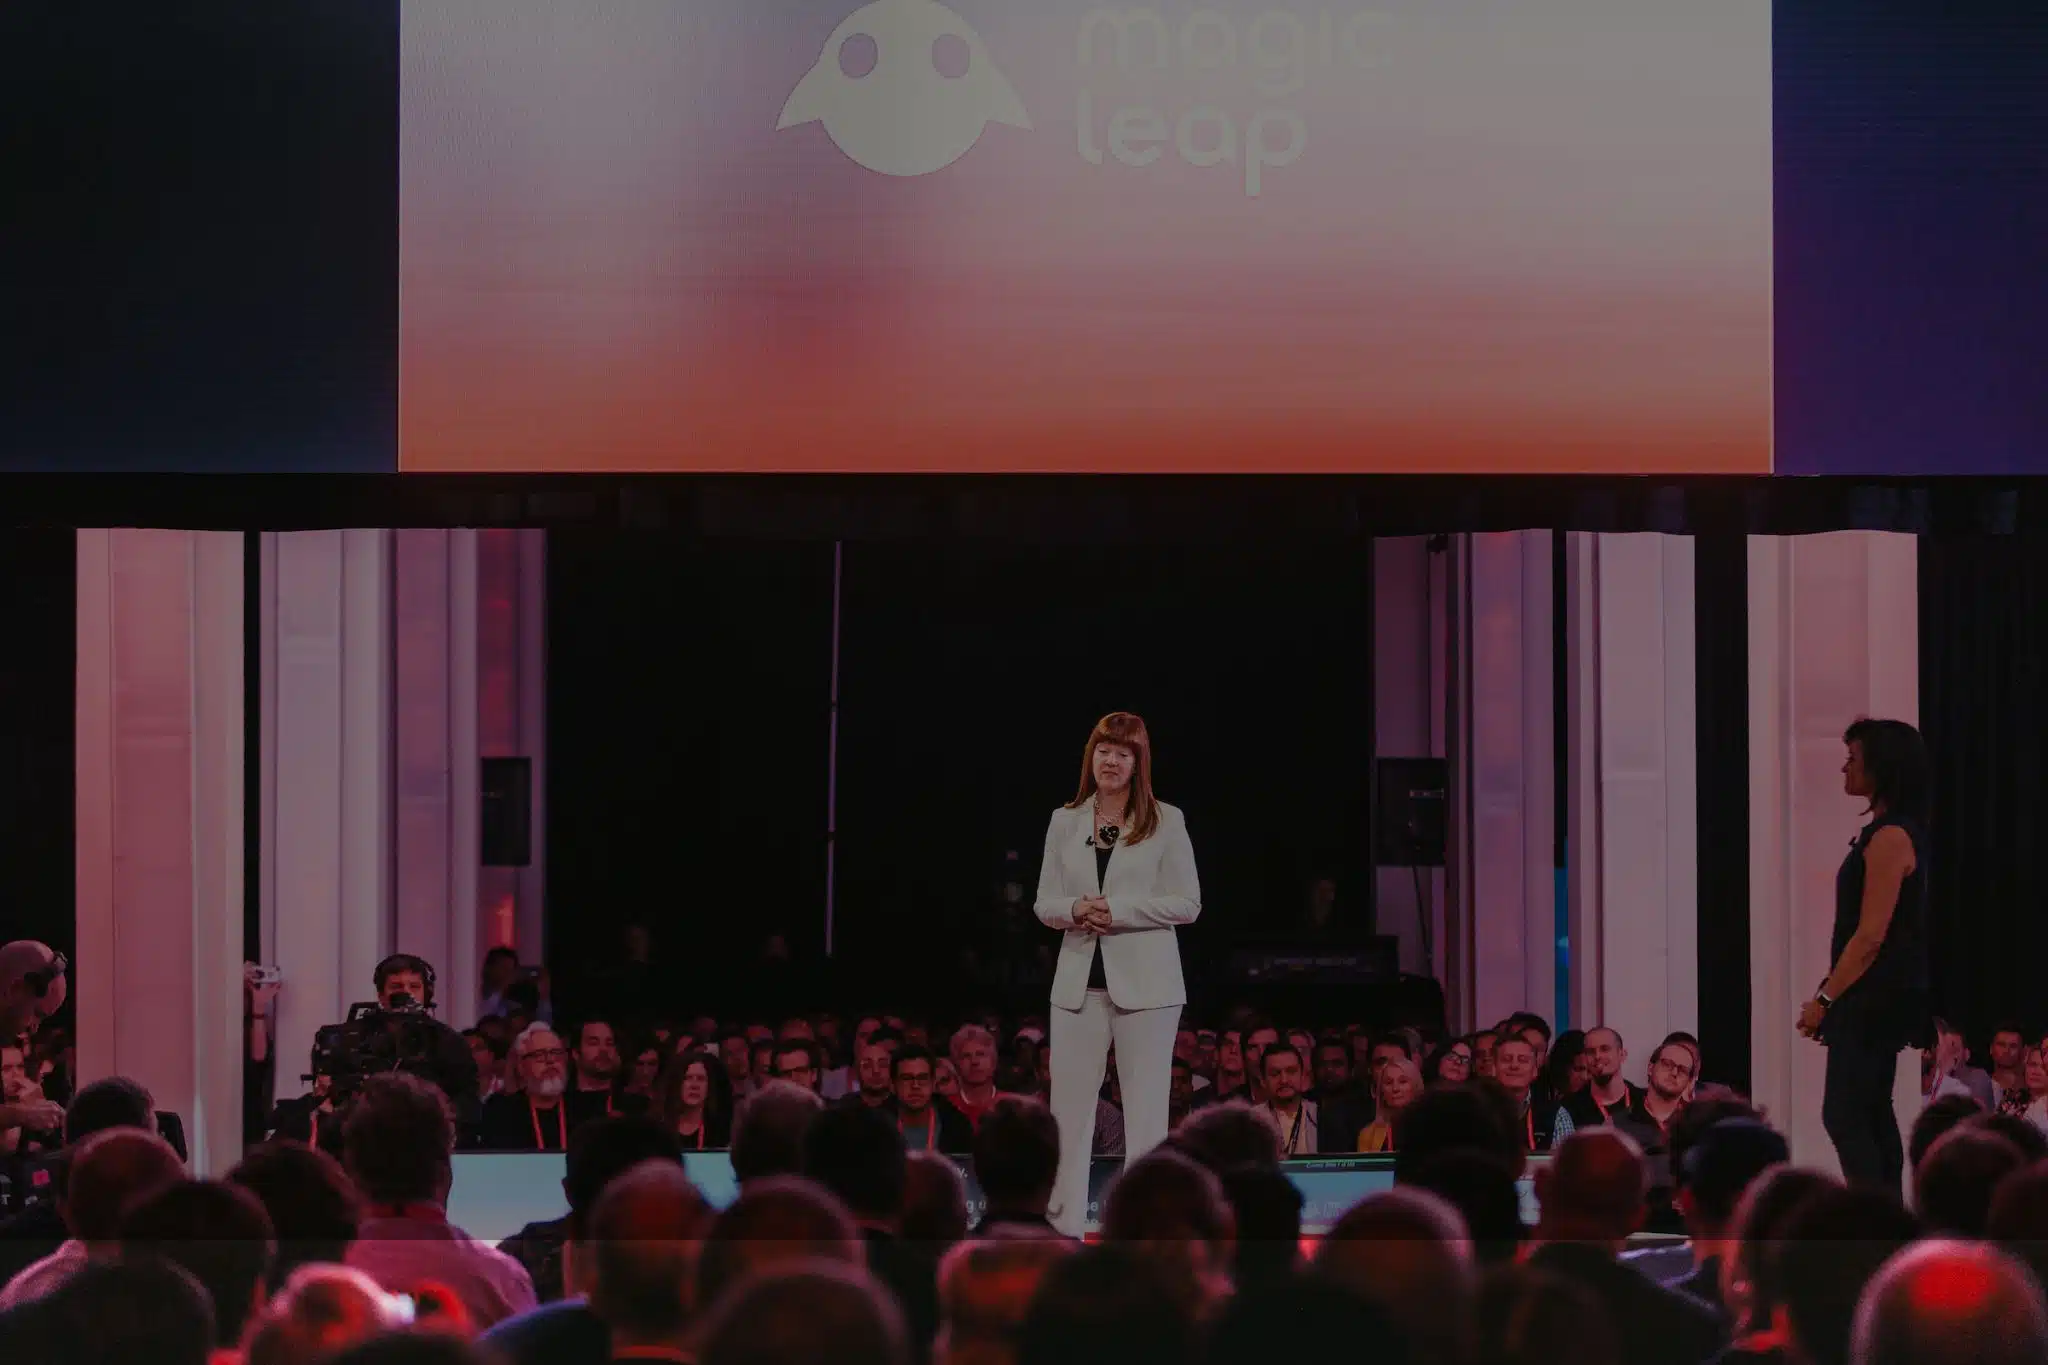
[373,953,437,1008]
[23,952,67,998]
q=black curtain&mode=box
[0,531,76,956]
[545,533,834,1015]
[1693,535,1751,1093]
[1920,537,2048,1044]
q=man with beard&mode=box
[479,1025,577,1151]
[566,1017,648,1122]
[1559,1028,1645,1135]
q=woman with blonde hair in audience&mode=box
[1356,1056,1424,1153]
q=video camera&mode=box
[308,1001,467,1103]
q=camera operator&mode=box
[0,941,68,1048]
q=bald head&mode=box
[1315,1187,1474,1360]
[1537,1129,1647,1243]
[588,1159,714,1344]
[65,1127,183,1241]
[1852,1241,2048,1365]
[0,940,66,1039]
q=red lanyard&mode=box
[678,1116,706,1150]
[530,1099,567,1150]
[1525,1106,1536,1150]
[1592,1091,1614,1123]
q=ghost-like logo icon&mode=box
[778,0,1030,177]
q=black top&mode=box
[1088,844,1112,990]
[1828,812,1931,1048]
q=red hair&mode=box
[1066,712,1161,845]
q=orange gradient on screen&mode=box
[400,0,1773,473]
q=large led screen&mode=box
[400,0,1772,473]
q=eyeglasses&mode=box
[523,1048,568,1063]
[1653,1057,1695,1080]
[898,1072,933,1085]
[1449,1051,1473,1065]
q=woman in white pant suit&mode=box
[1034,711,1201,1236]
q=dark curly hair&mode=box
[341,1073,454,1206]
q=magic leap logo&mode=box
[779,0,1031,176]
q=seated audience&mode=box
[1203,1272,1410,1365]
[803,1102,941,1357]
[585,1159,716,1363]
[892,1047,974,1154]
[655,1048,733,1149]
[1391,1083,1524,1181]
[1315,1186,1474,1362]
[1525,1129,1725,1364]
[697,1262,910,1365]
[243,1264,416,1365]
[341,1073,536,1328]
[970,1097,1060,1237]
[1913,1125,2027,1236]
[1909,1093,1986,1172]
[1774,1184,1922,1365]
[1355,1056,1423,1152]
[729,1080,823,1187]
[1669,1118,1789,1317]
[0,1126,183,1309]
[477,1025,576,1152]
[1401,1148,1525,1267]
[8,1255,218,1365]
[1716,1165,1836,1361]
[119,1177,278,1358]
[228,1140,363,1283]
[1475,1263,1621,1365]
[1851,1240,2048,1365]
[1255,1046,1316,1156]
[904,1149,969,1249]
[1097,1150,1233,1319]
[1213,1164,1302,1296]
[493,1113,683,1307]
[933,1237,1074,1365]
[1163,1101,1282,1175]
[947,1027,1001,1130]
[1015,1244,1194,1365]
[694,1177,863,1310]
[1987,1160,2048,1298]
[0,1075,161,1290]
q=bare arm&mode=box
[1822,825,1913,999]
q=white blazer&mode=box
[1034,799,1201,1012]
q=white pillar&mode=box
[1373,538,1449,981]
[476,529,547,964]
[75,530,245,1175]
[1565,534,1698,1082]
[393,530,484,1028]
[1449,533,1556,1032]
[261,531,395,1097]
[1749,532,1921,1182]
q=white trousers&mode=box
[1048,989,1182,1237]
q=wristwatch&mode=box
[1816,990,1834,1009]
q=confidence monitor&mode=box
[399,0,1772,474]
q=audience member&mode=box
[119,1177,278,1354]
[1255,1046,1316,1156]
[892,1047,974,1154]
[1392,1083,1524,1181]
[229,1140,363,1283]
[1203,1272,1410,1365]
[341,1073,536,1328]
[1098,1149,1233,1318]
[1163,1101,1281,1175]
[698,1262,910,1365]
[1315,1187,1474,1362]
[803,1102,940,1358]
[1525,1129,1725,1364]
[655,1048,733,1150]
[694,1177,863,1310]
[1851,1240,2048,1365]
[1670,1118,1789,1316]
[1475,1263,1621,1365]
[971,1097,1060,1236]
[947,1027,1001,1130]
[1986,1160,2048,1300]
[478,1024,576,1152]
[933,1236,1073,1365]
[1716,1166,1836,1360]
[0,1126,183,1309]
[495,1113,683,1306]
[772,1038,825,1097]
[1401,1149,1525,1266]
[10,1255,217,1365]
[1966,1108,2048,1163]
[1909,1093,1986,1171]
[1355,1056,1422,1153]
[1913,1125,2027,1236]
[1774,1184,1922,1365]
[244,1264,415,1365]
[730,1079,823,1185]
[1213,1163,1301,1295]
[585,1159,716,1363]
[904,1150,969,1249]
[0,1075,159,1289]
[1015,1244,1194,1365]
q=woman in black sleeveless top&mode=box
[1797,718,1932,1190]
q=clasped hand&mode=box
[1074,896,1113,935]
